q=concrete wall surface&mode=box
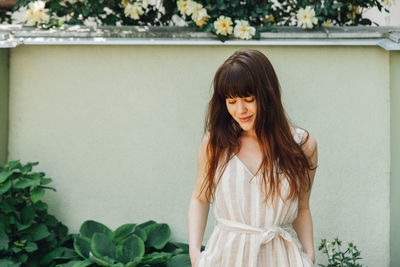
[6,45,391,266]
[0,49,8,165]
[390,51,400,267]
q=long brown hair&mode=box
[199,49,316,206]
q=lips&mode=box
[239,115,253,122]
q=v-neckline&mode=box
[234,154,260,177]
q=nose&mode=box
[237,100,247,114]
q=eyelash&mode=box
[227,98,254,104]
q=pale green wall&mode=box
[0,49,8,165]
[390,51,400,267]
[8,45,390,266]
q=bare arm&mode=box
[188,133,211,266]
[293,132,318,264]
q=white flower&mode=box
[103,7,114,15]
[322,19,333,27]
[213,15,233,36]
[83,17,100,26]
[383,0,395,6]
[233,20,256,40]
[11,1,50,26]
[177,0,196,16]
[191,4,209,26]
[124,2,144,20]
[11,6,28,24]
[171,14,188,26]
[296,6,318,29]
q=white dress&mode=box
[195,128,314,267]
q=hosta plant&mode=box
[58,219,193,267]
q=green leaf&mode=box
[91,233,116,262]
[166,254,191,267]
[80,220,112,239]
[115,234,145,264]
[140,252,172,264]
[0,223,9,251]
[143,223,171,249]
[74,236,91,259]
[21,205,35,225]
[26,223,51,241]
[5,160,22,171]
[24,241,38,252]
[33,201,48,211]
[133,226,147,242]
[0,179,12,195]
[112,224,137,244]
[31,187,46,203]
[0,170,12,183]
[90,251,114,266]
[14,177,40,189]
[41,178,53,185]
[137,220,156,229]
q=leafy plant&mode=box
[59,219,193,267]
[0,160,73,267]
[318,237,364,267]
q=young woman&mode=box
[188,49,318,267]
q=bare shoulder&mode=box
[300,130,318,168]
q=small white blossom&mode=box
[11,1,50,26]
[233,20,256,40]
[214,15,233,36]
[171,14,188,26]
[296,6,318,29]
[124,2,144,20]
[83,16,101,26]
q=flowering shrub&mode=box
[0,0,396,42]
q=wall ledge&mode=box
[0,24,399,50]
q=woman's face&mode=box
[225,95,257,133]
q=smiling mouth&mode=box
[239,115,253,122]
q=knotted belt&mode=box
[216,218,305,267]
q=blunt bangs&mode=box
[216,63,256,99]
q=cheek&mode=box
[225,104,234,116]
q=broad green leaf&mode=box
[91,233,116,262]
[41,178,53,185]
[24,241,38,252]
[31,187,45,203]
[133,226,147,242]
[80,220,112,239]
[5,160,21,171]
[0,170,12,183]
[143,223,171,249]
[14,177,40,189]
[33,201,48,211]
[0,179,11,195]
[140,252,172,264]
[137,220,156,229]
[166,254,191,267]
[26,223,50,241]
[0,223,9,251]
[90,251,114,266]
[21,205,35,225]
[115,234,145,264]
[74,236,91,259]
[112,224,137,244]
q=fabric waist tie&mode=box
[216,218,305,267]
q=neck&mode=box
[243,129,257,138]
